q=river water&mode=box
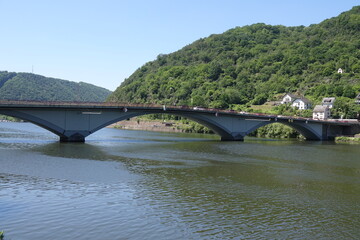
[0,122,359,239]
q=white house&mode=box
[321,97,336,108]
[281,93,311,110]
[313,105,331,120]
[292,98,312,110]
[281,93,299,104]
[337,68,343,74]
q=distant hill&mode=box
[108,6,360,114]
[0,71,111,102]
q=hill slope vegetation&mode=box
[108,6,360,117]
[0,71,111,102]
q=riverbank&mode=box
[111,117,214,134]
[335,134,360,143]
[111,118,186,133]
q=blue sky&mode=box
[0,0,358,91]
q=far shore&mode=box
[110,118,186,133]
[110,118,360,143]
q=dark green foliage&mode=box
[0,71,111,102]
[331,97,360,119]
[249,123,301,139]
[0,72,16,88]
[109,6,360,110]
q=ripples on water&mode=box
[0,122,359,239]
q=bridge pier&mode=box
[60,134,86,143]
[221,136,244,141]
[220,132,245,141]
[59,130,91,142]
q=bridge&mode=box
[0,101,359,142]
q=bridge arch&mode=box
[0,109,68,138]
[244,121,322,140]
[87,111,237,141]
[0,109,237,142]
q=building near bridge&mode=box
[321,97,336,108]
[313,105,331,120]
[292,98,312,110]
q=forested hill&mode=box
[108,6,360,109]
[0,71,111,102]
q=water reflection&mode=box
[32,142,111,161]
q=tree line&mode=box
[0,71,111,102]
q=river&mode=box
[0,122,359,239]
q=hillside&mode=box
[0,71,111,102]
[108,6,360,117]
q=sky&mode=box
[0,0,359,91]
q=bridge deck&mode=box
[0,100,357,126]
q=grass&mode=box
[250,104,277,113]
[335,136,360,143]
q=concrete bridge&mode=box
[0,101,359,142]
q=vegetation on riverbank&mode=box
[249,123,304,139]
[0,115,20,122]
[335,135,360,143]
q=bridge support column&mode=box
[220,132,245,141]
[60,133,86,143]
[221,136,244,141]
